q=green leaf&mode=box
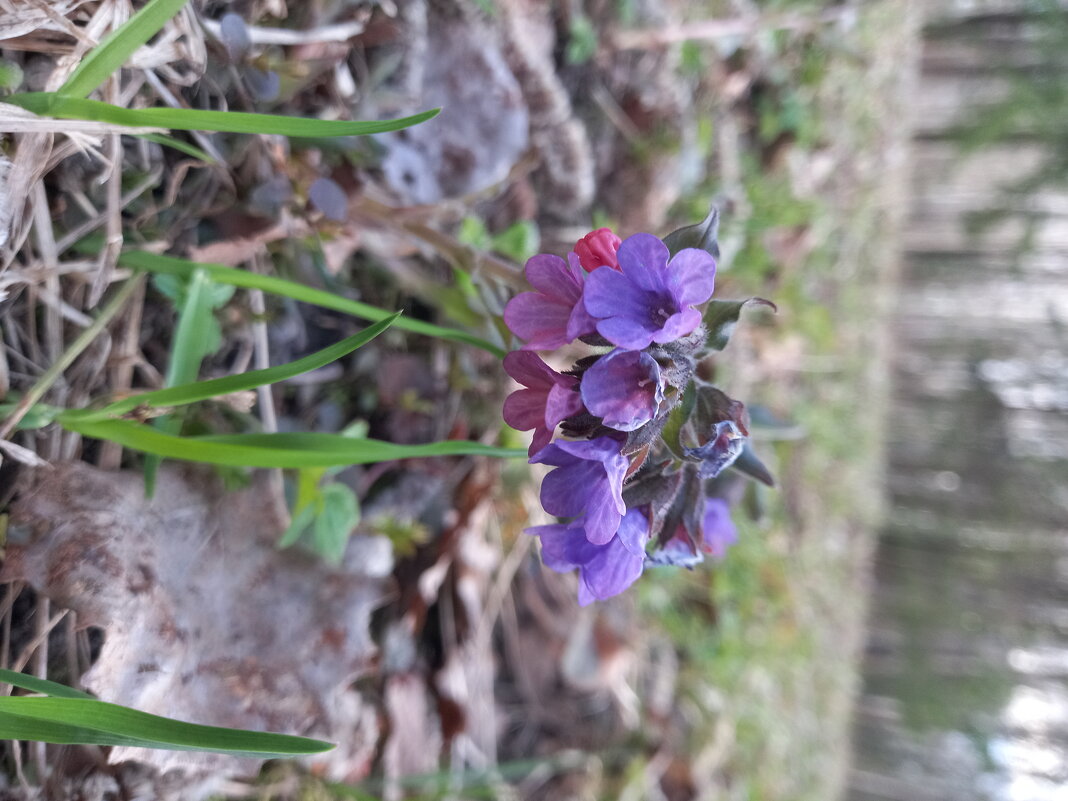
[117,250,505,358]
[0,697,331,758]
[145,268,232,494]
[7,93,440,138]
[61,314,399,423]
[0,402,62,430]
[490,221,540,263]
[0,668,94,700]
[137,132,216,162]
[701,297,777,352]
[730,443,776,487]
[58,0,189,99]
[0,58,24,91]
[60,419,527,468]
[663,205,720,258]
[661,382,697,461]
[312,483,360,565]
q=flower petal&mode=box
[529,425,553,457]
[504,293,574,350]
[544,382,584,428]
[539,458,604,518]
[595,316,657,350]
[615,508,650,557]
[582,486,624,545]
[668,248,716,306]
[580,537,645,600]
[533,523,600,571]
[616,233,670,293]
[503,388,545,431]
[502,350,557,389]
[651,308,703,344]
[525,253,582,304]
[583,266,645,319]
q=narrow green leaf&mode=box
[730,443,776,487]
[138,132,216,163]
[61,314,399,423]
[117,250,506,358]
[702,297,777,352]
[60,419,526,468]
[0,669,94,700]
[0,697,332,757]
[661,382,697,461]
[58,0,190,99]
[7,93,440,138]
[146,268,229,494]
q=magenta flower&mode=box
[700,498,737,558]
[574,228,622,272]
[530,436,628,545]
[529,507,649,605]
[504,252,597,350]
[580,349,664,432]
[503,351,584,457]
[583,233,716,350]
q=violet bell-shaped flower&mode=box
[580,348,665,432]
[583,233,716,350]
[530,436,628,546]
[504,252,597,350]
[529,507,649,605]
[502,351,584,457]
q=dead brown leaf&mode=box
[3,462,394,787]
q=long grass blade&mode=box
[118,250,506,358]
[0,697,332,757]
[58,0,190,99]
[61,419,526,468]
[7,93,439,138]
[144,268,228,494]
[0,669,94,700]
[62,313,399,423]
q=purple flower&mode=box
[529,508,649,605]
[700,498,737,558]
[583,233,716,350]
[504,252,597,350]
[530,436,627,545]
[686,420,746,478]
[503,351,585,457]
[580,349,664,432]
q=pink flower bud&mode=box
[574,228,622,272]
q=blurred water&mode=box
[847,5,1068,799]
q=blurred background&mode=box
[850,3,1068,800]
[1,0,1066,799]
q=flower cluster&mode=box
[503,219,773,604]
